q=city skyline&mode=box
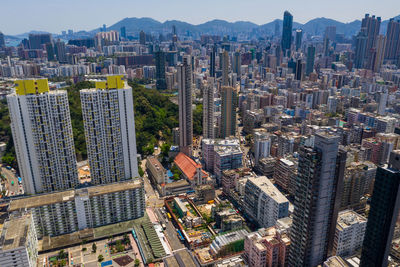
[0,0,399,35]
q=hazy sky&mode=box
[1,0,399,35]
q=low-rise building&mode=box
[333,210,367,258]
[244,176,289,228]
[244,227,290,267]
[8,180,145,238]
[146,156,167,185]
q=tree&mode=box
[98,254,104,262]
[92,243,97,253]
[116,239,124,252]
[134,259,140,267]
[58,249,67,260]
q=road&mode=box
[1,167,23,196]
[154,208,184,251]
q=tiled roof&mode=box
[174,152,208,180]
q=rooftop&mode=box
[337,210,367,231]
[0,213,33,251]
[9,179,142,211]
[174,152,208,181]
[248,176,289,204]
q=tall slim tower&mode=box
[295,29,303,51]
[372,35,386,72]
[355,14,381,69]
[155,50,166,90]
[281,11,293,56]
[233,51,241,77]
[220,86,237,138]
[210,45,217,78]
[222,50,229,86]
[80,75,139,185]
[384,19,400,60]
[289,132,345,267]
[178,56,193,156]
[0,31,5,48]
[360,150,400,267]
[139,30,146,45]
[203,78,215,139]
[7,79,79,194]
[306,45,315,75]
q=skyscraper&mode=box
[281,11,293,56]
[54,40,67,63]
[80,75,139,185]
[295,59,304,81]
[178,56,193,156]
[139,30,146,45]
[354,14,381,69]
[274,20,280,37]
[45,43,55,61]
[324,26,336,42]
[222,50,229,86]
[210,45,217,78]
[384,19,400,60]
[120,26,126,39]
[372,35,386,72]
[360,150,400,267]
[28,33,52,49]
[306,45,315,75]
[155,50,167,90]
[7,79,79,194]
[0,31,5,48]
[233,51,241,77]
[354,29,368,69]
[289,133,345,267]
[203,79,214,139]
[220,86,237,138]
[295,29,303,51]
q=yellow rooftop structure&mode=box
[15,79,49,95]
[95,75,124,89]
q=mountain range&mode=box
[104,15,400,38]
[6,15,400,40]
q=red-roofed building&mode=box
[174,152,208,186]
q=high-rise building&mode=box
[306,45,315,75]
[222,50,229,86]
[289,133,346,267]
[210,45,217,77]
[281,11,293,56]
[233,51,241,77]
[203,79,214,139]
[372,35,386,72]
[28,33,52,49]
[384,18,400,60]
[295,29,303,51]
[45,42,55,61]
[324,26,337,42]
[220,86,237,138]
[354,14,381,69]
[360,150,400,267]
[295,59,304,81]
[274,20,280,37]
[354,30,368,69]
[0,31,5,48]
[7,79,79,194]
[155,50,167,90]
[54,40,67,63]
[80,75,139,185]
[139,30,146,45]
[178,56,193,156]
[120,26,126,39]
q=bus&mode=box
[167,212,172,219]
[176,229,185,241]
